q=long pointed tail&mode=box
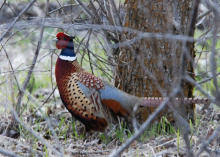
[136,97,211,123]
[142,97,211,108]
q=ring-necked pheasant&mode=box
[55,32,211,132]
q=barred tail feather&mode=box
[141,97,211,108]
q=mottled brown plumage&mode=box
[55,59,109,131]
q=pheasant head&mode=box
[56,32,76,61]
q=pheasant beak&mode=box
[51,38,58,49]
[52,37,58,41]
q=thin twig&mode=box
[75,0,95,18]
[0,0,6,11]
[178,0,201,156]
[89,0,102,23]
[0,0,37,42]
[209,5,220,103]
[103,1,114,25]
[184,76,215,102]
[109,0,122,26]
[48,4,79,15]
[0,45,20,91]
[15,0,49,116]
[196,125,220,156]
[198,71,220,84]
[27,86,57,119]
[196,9,213,21]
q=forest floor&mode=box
[0,92,219,157]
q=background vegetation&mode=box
[0,0,220,156]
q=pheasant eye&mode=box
[63,37,68,41]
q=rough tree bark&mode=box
[116,0,195,123]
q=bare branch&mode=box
[0,147,22,157]
[0,0,37,42]
[197,9,213,21]
[74,0,95,18]
[196,125,220,156]
[15,0,49,116]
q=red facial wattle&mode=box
[56,40,68,49]
[56,32,71,49]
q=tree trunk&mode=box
[116,0,195,123]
